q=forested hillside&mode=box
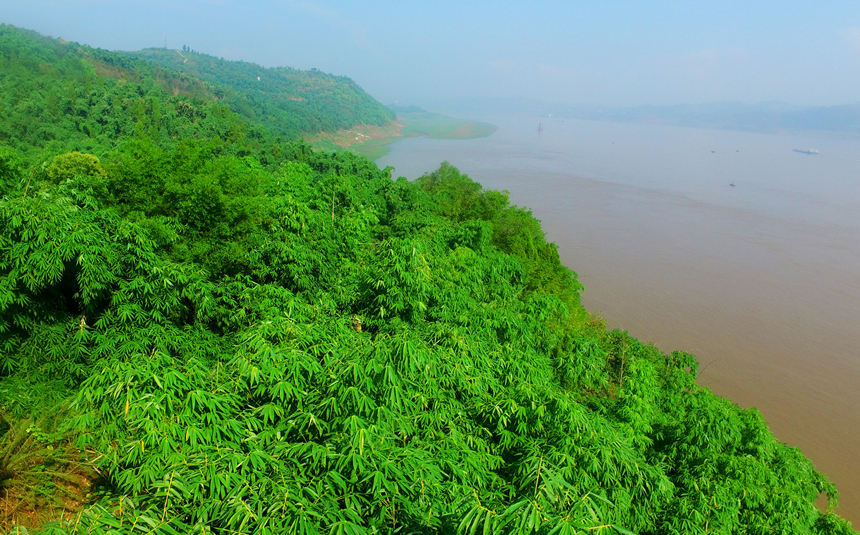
[0,24,855,534]
[132,48,395,137]
[0,24,393,161]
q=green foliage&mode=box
[0,146,24,195]
[0,24,257,164]
[0,23,393,167]
[46,152,107,183]
[0,22,855,535]
[416,162,583,308]
[131,47,395,137]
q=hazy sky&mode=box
[3,1,860,107]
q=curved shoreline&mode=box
[376,116,860,524]
[308,110,496,159]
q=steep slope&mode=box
[131,47,395,137]
[0,24,266,161]
[0,24,394,163]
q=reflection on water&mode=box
[377,115,860,523]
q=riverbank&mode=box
[306,109,495,159]
[376,113,860,525]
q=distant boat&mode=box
[793,148,820,155]
[729,183,736,187]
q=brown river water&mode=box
[377,114,860,524]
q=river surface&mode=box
[377,114,860,524]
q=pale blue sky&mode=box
[2,1,859,107]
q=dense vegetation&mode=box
[0,24,856,535]
[132,47,394,137]
[0,24,392,163]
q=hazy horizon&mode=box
[3,1,860,110]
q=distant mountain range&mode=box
[567,101,860,135]
[425,97,860,135]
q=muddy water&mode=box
[377,115,860,524]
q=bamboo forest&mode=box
[0,23,855,535]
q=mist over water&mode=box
[377,115,860,523]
